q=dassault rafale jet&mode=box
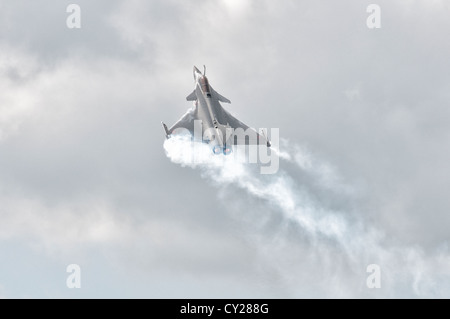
[162,66,271,155]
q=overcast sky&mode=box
[1,0,450,298]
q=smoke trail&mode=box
[165,136,360,253]
[163,136,450,297]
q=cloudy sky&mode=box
[1,0,450,298]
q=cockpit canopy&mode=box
[199,76,211,97]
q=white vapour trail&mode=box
[163,136,450,297]
[165,136,359,251]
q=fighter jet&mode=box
[162,66,271,155]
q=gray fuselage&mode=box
[192,67,231,152]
